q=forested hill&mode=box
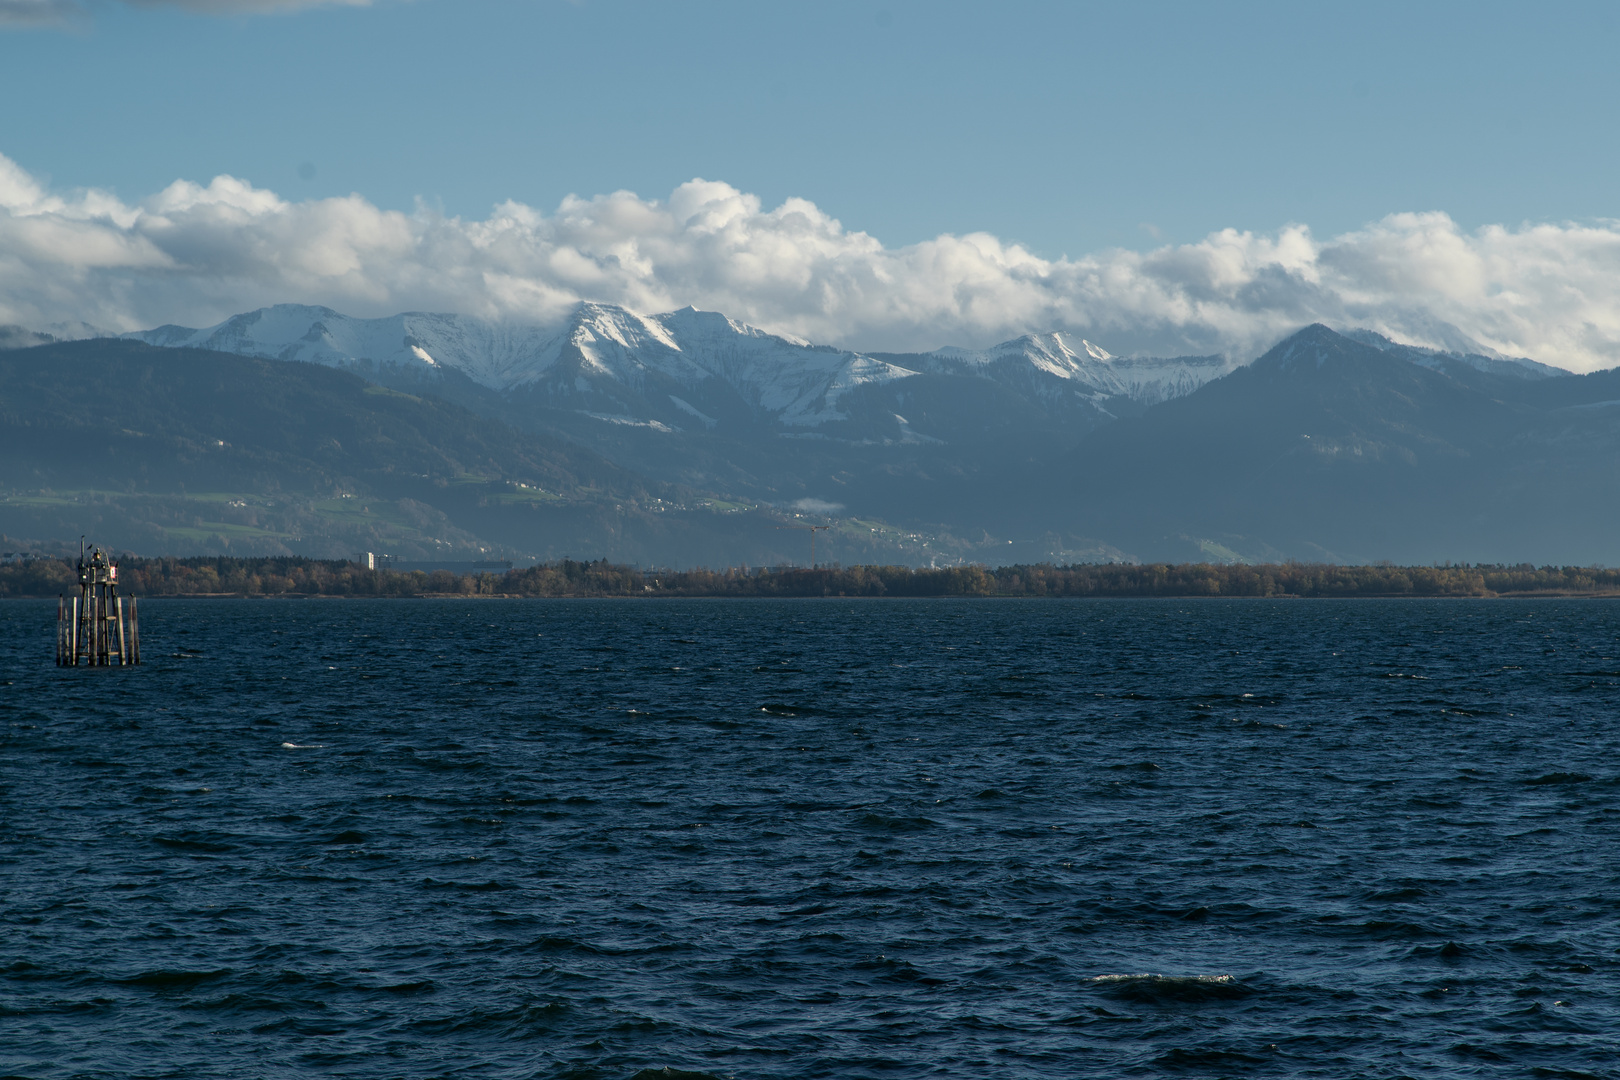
[3,556,1618,599]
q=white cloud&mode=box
[2,151,1620,370]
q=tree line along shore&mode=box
[2,556,1620,599]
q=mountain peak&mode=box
[656,305,811,347]
[1255,324,1366,372]
[1044,332,1114,362]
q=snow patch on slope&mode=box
[125,305,571,389]
[924,331,1233,405]
[124,301,923,426]
[118,300,1251,432]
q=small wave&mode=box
[1154,1047,1270,1068]
[516,935,605,956]
[858,813,939,832]
[378,980,436,994]
[151,835,236,853]
[281,742,324,749]
[1407,940,1473,961]
[409,754,488,771]
[116,968,232,989]
[759,703,819,717]
[1089,973,1253,1002]
[1363,885,1434,901]
[1333,919,1436,941]
[409,999,568,1038]
[852,955,947,985]
[1524,772,1593,785]
[419,878,512,892]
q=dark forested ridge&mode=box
[4,556,1619,599]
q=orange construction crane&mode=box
[777,524,831,568]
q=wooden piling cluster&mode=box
[56,545,140,667]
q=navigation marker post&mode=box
[57,542,140,667]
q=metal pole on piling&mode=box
[116,596,127,665]
[70,595,79,666]
[130,596,140,665]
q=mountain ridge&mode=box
[114,302,1234,424]
[1039,323,1619,563]
[0,338,978,566]
[5,312,1617,566]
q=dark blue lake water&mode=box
[3,598,1619,1078]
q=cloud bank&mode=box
[2,151,1619,369]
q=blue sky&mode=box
[2,0,1618,365]
[5,0,1616,255]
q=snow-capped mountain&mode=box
[525,304,920,428]
[125,303,920,426]
[120,302,1233,435]
[128,306,565,390]
[920,332,1233,407]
